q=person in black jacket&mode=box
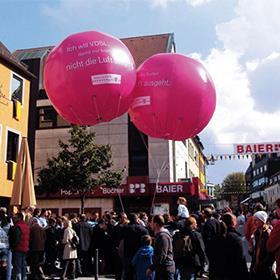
[147,215,175,280]
[122,213,149,280]
[173,217,206,280]
[202,208,221,279]
[216,212,249,280]
[76,214,93,276]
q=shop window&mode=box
[62,208,80,217]
[11,74,23,104]
[6,130,19,162]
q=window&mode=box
[260,167,263,173]
[38,106,70,129]
[38,107,56,128]
[11,74,23,104]
[6,130,19,162]
[185,162,188,178]
[253,170,256,176]
[264,165,267,171]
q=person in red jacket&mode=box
[267,198,280,277]
[10,212,30,280]
[244,203,264,254]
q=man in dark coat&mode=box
[76,214,93,276]
[216,213,249,280]
[147,215,175,280]
[122,213,149,280]
[29,218,47,279]
[202,207,221,279]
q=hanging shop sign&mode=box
[234,142,280,155]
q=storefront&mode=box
[37,180,203,216]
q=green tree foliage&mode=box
[220,172,246,200]
[37,125,124,213]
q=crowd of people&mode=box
[0,197,279,280]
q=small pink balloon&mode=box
[129,53,216,140]
[44,31,136,125]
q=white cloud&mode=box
[185,0,213,7]
[151,0,213,8]
[151,0,171,8]
[198,0,280,149]
[216,0,280,61]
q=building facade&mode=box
[245,154,280,204]
[0,42,34,207]
[14,33,208,215]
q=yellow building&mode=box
[0,42,34,206]
[192,136,208,190]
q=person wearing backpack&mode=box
[173,217,206,280]
[61,219,79,280]
[146,215,175,280]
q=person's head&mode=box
[222,207,232,214]
[203,208,213,219]
[80,214,87,222]
[63,218,72,229]
[40,208,47,217]
[185,216,198,230]
[222,213,237,229]
[141,235,152,246]
[254,203,264,213]
[139,212,148,222]
[92,212,99,221]
[151,215,165,232]
[14,212,24,223]
[33,208,41,217]
[163,213,171,224]
[27,206,35,214]
[49,217,56,226]
[0,207,7,219]
[119,212,128,224]
[177,197,187,205]
[253,211,268,229]
[128,213,139,225]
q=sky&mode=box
[1,0,280,184]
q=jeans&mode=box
[155,269,175,280]
[12,251,26,280]
[178,265,196,280]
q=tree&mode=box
[220,172,246,201]
[37,125,124,213]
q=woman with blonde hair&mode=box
[177,197,189,219]
[61,219,79,280]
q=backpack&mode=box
[173,232,194,264]
[70,234,79,250]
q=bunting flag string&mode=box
[206,153,259,165]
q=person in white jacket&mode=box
[61,219,79,280]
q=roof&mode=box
[13,32,175,89]
[121,33,175,67]
[13,32,174,66]
[0,41,35,79]
[13,46,53,61]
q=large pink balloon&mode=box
[129,53,216,140]
[44,31,136,125]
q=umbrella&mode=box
[10,137,36,209]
